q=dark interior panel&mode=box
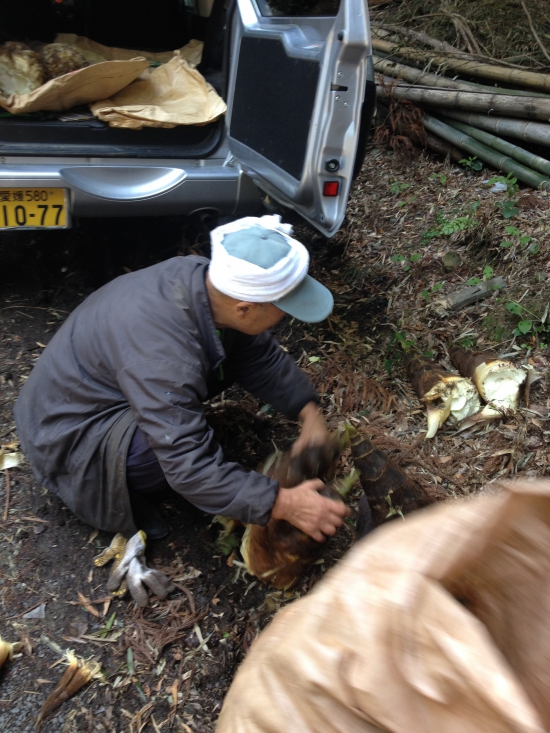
[230,36,319,181]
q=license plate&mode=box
[0,188,69,229]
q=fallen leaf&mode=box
[77,592,100,618]
[23,603,46,619]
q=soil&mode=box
[1,142,549,732]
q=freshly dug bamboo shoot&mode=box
[240,432,354,590]
[36,651,101,730]
[241,470,358,590]
[350,429,445,528]
[405,353,481,438]
[449,346,526,412]
[0,636,22,668]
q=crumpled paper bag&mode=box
[54,34,203,67]
[90,56,226,129]
[217,479,550,733]
[0,58,148,114]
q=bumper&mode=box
[0,157,262,219]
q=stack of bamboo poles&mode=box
[371,23,550,190]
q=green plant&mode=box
[384,330,415,374]
[505,300,550,346]
[391,252,422,272]
[500,225,534,251]
[389,181,411,195]
[393,331,414,350]
[421,281,445,300]
[460,156,483,171]
[465,267,495,287]
[429,172,447,185]
[459,335,476,348]
[423,201,480,242]
[487,174,520,219]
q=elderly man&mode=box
[14,215,347,543]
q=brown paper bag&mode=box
[217,480,550,733]
[54,34,203,67]
[0,58,148,114]
[90,56,226,129]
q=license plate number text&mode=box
[0,188,68,229]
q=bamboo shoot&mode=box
[449,346,526,412]
[349,429,444,528]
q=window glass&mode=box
[256,0,340,17]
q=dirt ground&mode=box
[1,143,549,733]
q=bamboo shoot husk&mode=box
[372,37,550,92]
[423,114,550,190]
[376,77,550,122]
[374,55,546,97]
[0,637,22,668]
[442,111,550,151]
[444,118,550,177]
[405,353,481,438]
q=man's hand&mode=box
[271,479,350,542]
[292,401,330,456]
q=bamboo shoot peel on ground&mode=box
[449,345,527,415]
[36,651,101,730]
[405,352,481,438]
[0,636,22,669]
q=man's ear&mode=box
[234,302,253,319]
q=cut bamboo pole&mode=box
[442,110,550,150]
[372,37,550,92]
[371,22,468,56]
[372,24,533,70]
[423,113,550,190]
[373,55,547,97]
[425,131,464,162]
[376,76,550,121]
[444,118,550,177]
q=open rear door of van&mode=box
[226,0,374,237]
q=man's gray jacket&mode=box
[14,256,318,534]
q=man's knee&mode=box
[126,427,167,493]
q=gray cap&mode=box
[222,225,333,323]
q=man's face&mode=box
[233,302,286,335]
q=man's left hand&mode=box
[292,401,330,456]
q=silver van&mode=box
[0,0,374,237]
